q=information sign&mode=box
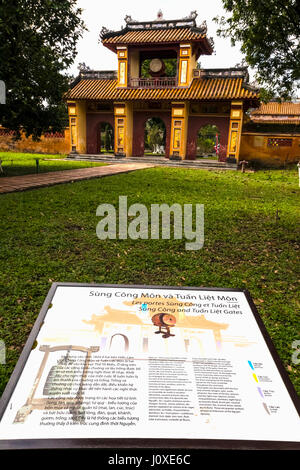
[0,283,299,449]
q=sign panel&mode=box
[0,283,299,449]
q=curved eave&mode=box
[65,78,259,102]
[102,28,213,54]
[251,118,300,125]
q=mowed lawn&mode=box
[0,152,107,177]
[0,166,299,395]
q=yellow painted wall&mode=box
[178,44,197,87]
[0,127,70,154]
[189,53,197,84]
[117,48,128,87]
[76,101,87,154]
[240,132,300,167]
[125,102,133,157]
[182,101,189,159]
[170,102,189,159]
[226,102,243,161]
[129,49,139,79]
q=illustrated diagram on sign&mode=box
[151,313,176,338]
[13,345,99,424]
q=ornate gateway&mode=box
[66,11,259,161]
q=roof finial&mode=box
[124,15,133,24]
[157,9,163,20]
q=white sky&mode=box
[70,0,255,79]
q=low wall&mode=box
[0,127,70,154]
[240,132,300,167]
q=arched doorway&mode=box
[86,114,115,155]
[196,124,220,159]
[98,122,114,154]
[144,117,166,156]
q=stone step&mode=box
[68,154,237,170]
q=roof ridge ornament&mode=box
[124,15,137,24]
[99,26,115,40]
[121,11,199,30]
[208,36,215,52]
[78,62,90,73]
[156,9,163,21]
[186,11,198,20]
[99,11,212,40]
[196,20,207,34]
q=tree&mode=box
[145,118,165,154]
[215,1,300,99]
[197,125,220,155]
[0,0,86,139]
[104,124,113,152]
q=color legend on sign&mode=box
[253,373,259,383]
[263,403,271,415]
[248,360,270,415]
[248,360,259,383]
[257,387,264,398]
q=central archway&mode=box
[144,117,166,156]
[132,112,170,157]
[98,122,114,154]
[196,124,220,159]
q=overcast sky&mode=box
[71,0,254,79]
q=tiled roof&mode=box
[251,102,300,124]
[66,77,258,101]
[252,102,300,116]
[102,27,209,46]
[100,13,213,53]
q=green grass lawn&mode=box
[0,166,299,396]
[0,152,107,177]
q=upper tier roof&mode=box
[100,11,214,55]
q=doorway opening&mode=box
[144,117,166,156]
[99,122,114,154]
[196,124,220,159]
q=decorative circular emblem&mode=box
[149,58,164,73]
[160,314,176,327]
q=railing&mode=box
[129,77,177,88]
[80,70,118,80]
[193,68,249,80]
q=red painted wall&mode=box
[186,115,230,160]
[86,111,229,159]
[132,111,171,157]
[86,113,115,154]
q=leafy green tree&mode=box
[104,124,113,151]
[215,0,300,99]
[0,0,86,139]
[145,118,165,153]
[197,125,219,155]
[146,124,164,151]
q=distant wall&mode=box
[0,127,70,154]
[240,132,300,167]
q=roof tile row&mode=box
[102,27,206,45]
[66,78,258,101]
[252,102,300,116]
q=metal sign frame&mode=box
[0,282,299,450]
